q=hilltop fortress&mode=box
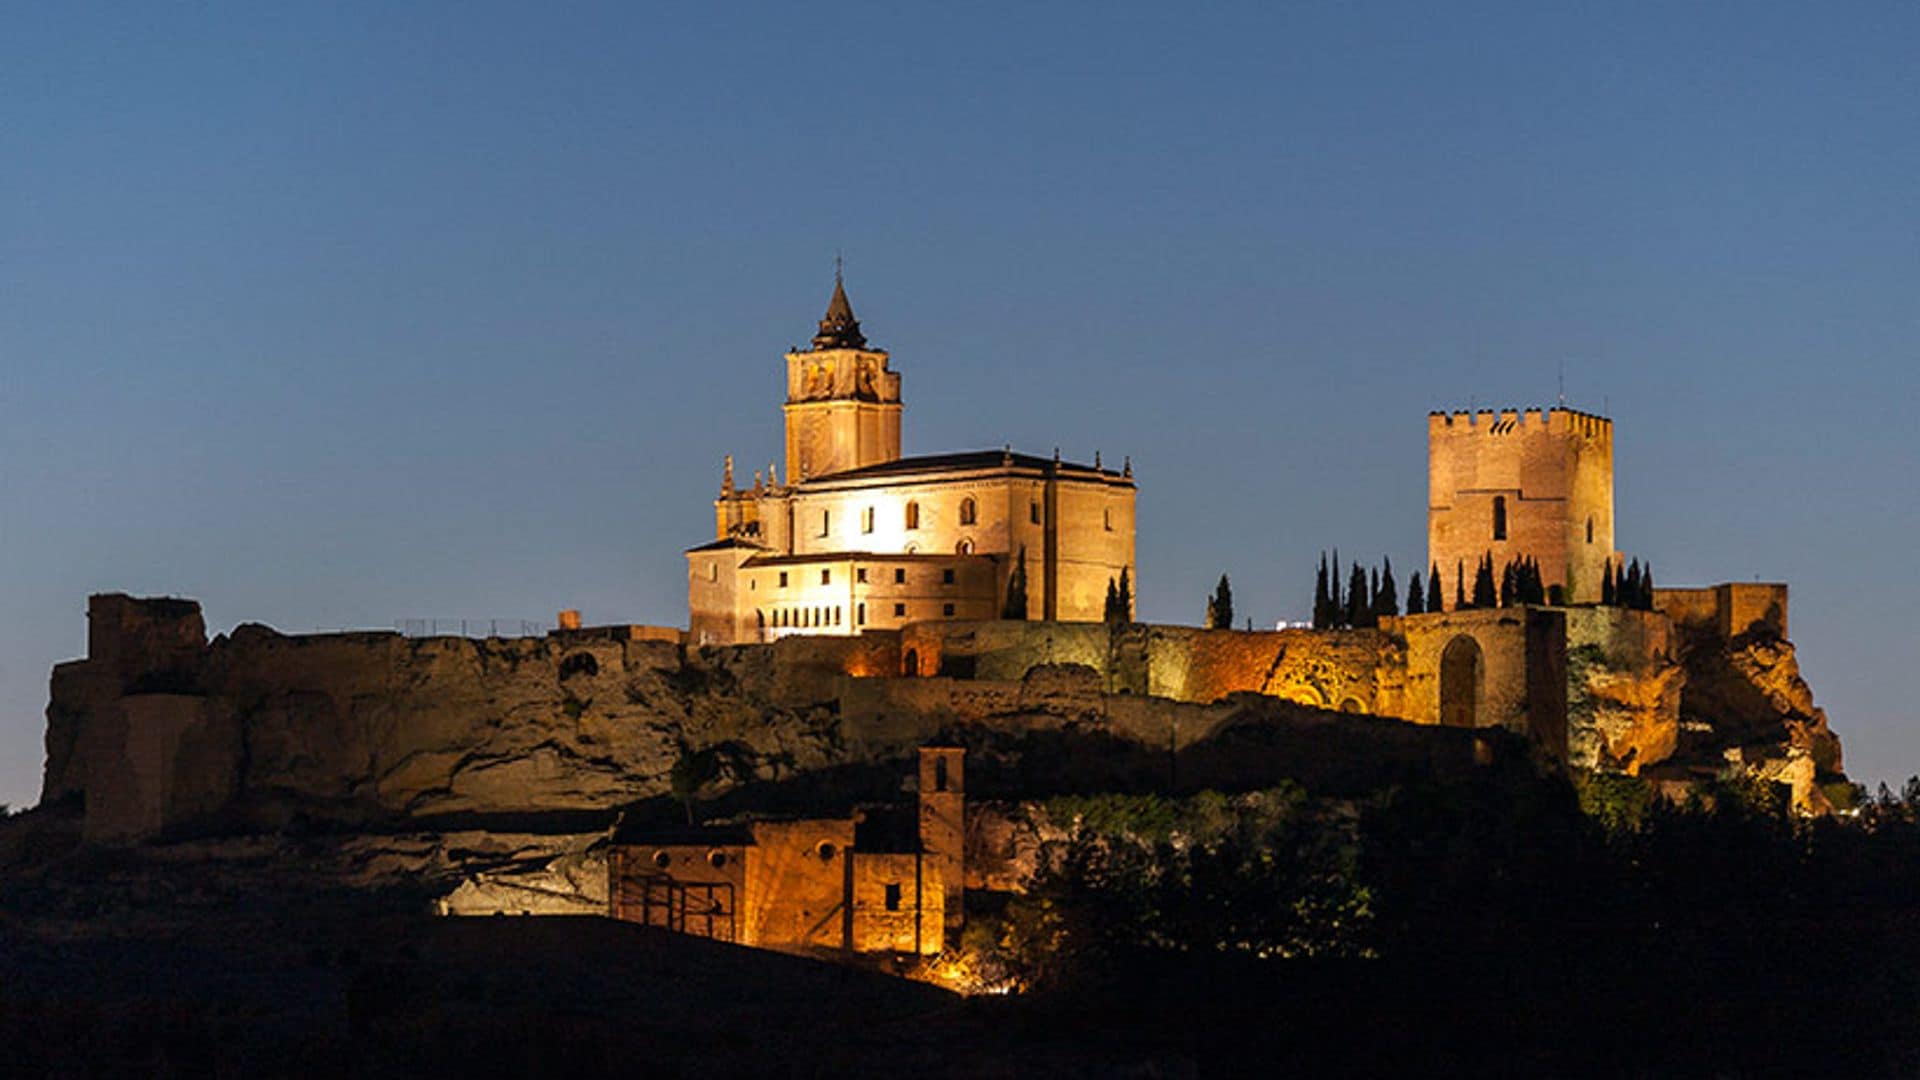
[35,280,1843,917]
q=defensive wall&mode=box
[43,584,1838,841]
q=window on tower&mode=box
[905,501,920,530]
[862,506,875,533]
[1492,496,1508,541]
[959,497,976,525]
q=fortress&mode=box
[29,276,1845,958]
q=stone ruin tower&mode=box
[1428,407,1617,605]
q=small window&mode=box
[905,501,920,530]
[893,603,906,617]
[708,851,729,869]
[652,851,672,868]
[1492,496,1508,541]
[894,568,906,584]
[821,568,831,585]
[884,883,902,911]
[709,562,718,580]
[956,539,973,555]
[757,610,766,628]
[819,509,830,537]
[942,603,955,617]
[816,842,837,862]
[934,756,949,792]
[1103,507,1113,531]
[1030,501,1041,524]
[942,569,955,585]
[778,571,789,588]
[1587,516,1594,544]
[959,497,976,525]
[862,506,875,533]
[834,606,842,625]
[857,602,866,626]
[857,568,868,583]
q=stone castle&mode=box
[31,275,1844,954]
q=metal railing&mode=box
[393,618,548,639]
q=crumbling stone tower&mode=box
[1428,407,1616,605]
[917,745,965,931]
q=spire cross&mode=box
[834,250,843,285]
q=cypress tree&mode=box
[1313,553,1330,630]
[1499,559,1516,607]
[1429,563,1444,613]
[1601,559,1616,606]
[1473,554,1498,608]
[1639,563,1655,610]
[1624,559,1643,610]
[1206,574,1234,630]
[1331,551,1343,626]
[1407,570,1425,615]
[1346,563,1370,628]
[1104,578,1119,623]
[1117,566,1133,624]
[1456,560,1468,610]
[1377,557,1399,619]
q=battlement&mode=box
[1428,407,1612,441]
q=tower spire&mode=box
[811,258,867,350]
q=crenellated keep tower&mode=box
[1427,407,1616,605]
[781,273,902,483]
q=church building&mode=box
[687,276,1137,645]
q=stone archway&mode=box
[1440,635,1482,728]
[903,649,920,677]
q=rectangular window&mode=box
[893,603,906,617]
[778,571,788,588]
[856,568,868,583]
[857,603,866,626]
[1030,501,1041,524]
[862,507,874,533]
[821,568,831,585]
[942,569,955,585]
[894,568,906,584]
[820,510,830,537]
[884,883,902,911]
[942,603,955,617]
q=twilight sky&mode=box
[3,2,1917,809]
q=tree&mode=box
[1428,563,1444,613]
[1472,553,1498,608]
[1499,559,1516,607]
[1313,554,1331,630]
[1116,566,1134,624]
[1624,559,1643,610]
[1104,578,1120,623]
[1003,546,1029,619]
[1456,560,1467,610]
[1346,562,1370,628]
[1206,574,1234,630]
[1376,557,1399,619]
[1639,562,1655,610]
[1331,551,1343,627]
[1407,570,1425,615]
[1602,559,1616,606]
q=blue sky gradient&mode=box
[4,2,1916,807]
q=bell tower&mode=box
[782,270,902,482]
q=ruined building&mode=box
[607,747,963,955]
[687,274,1137,644]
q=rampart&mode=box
[1654,583,1788,641]
[41,587,1838,840]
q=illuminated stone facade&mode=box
[689,279,1136,644]
[608,747,963,955]
[1428,407,1617,604]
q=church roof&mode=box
[810,273,868,350]
[808,449,1126,484]
[685,536,764,554]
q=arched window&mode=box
[956,539,973,555]
[1103,507,1113,531]
[1492,496,1508,541]
[959,497,976,525]
[1441,635,1483,728]
[903,649,919,677]
[905,501,920,530]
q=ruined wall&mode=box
[1562,607,1683,772]
[1654,583,1789,641]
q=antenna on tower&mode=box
[834,249,844,284]
[1557,360,1567,407]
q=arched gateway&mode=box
[1439,635,1482,728]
